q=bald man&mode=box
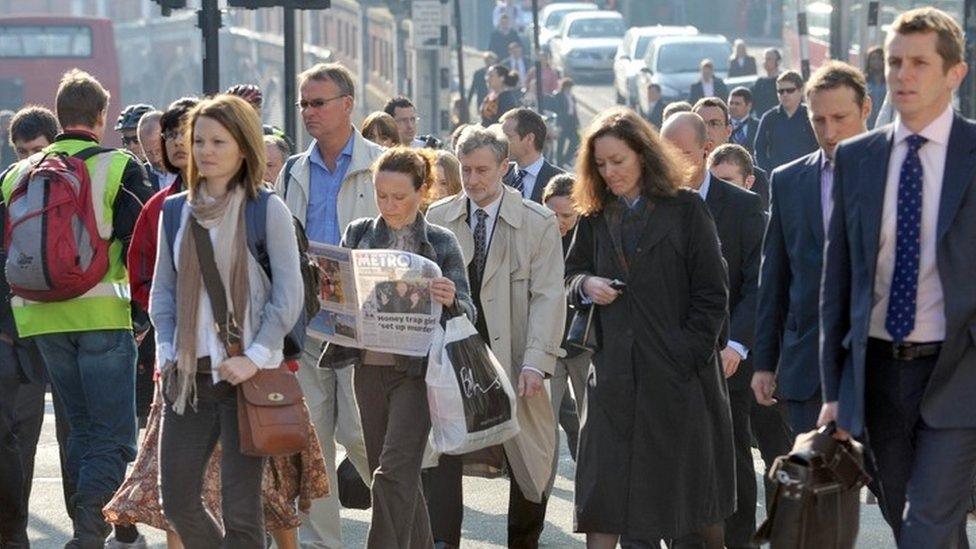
[662,112,768,549]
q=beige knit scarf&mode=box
[167,182,250,414]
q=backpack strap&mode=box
[245,188,273,280]
[162,193,189,269]
[281,154,301,200]
[73,146,115,161]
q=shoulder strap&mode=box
[190,219,241,354]
[162,194,189,268]
[282,154,301,200]
[245,188,273,279]
[73,146,114,162]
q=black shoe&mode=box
[66,494,112,549]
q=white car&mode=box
[613,25,698,107]
[636,34,733,116]
[538,2,599,50]
[550,11,625,82]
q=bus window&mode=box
[0,25,93,58]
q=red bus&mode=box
[0,15,123,146]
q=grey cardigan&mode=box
[150,191,303,374]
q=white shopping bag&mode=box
[425,314,520,455]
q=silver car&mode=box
[538,2,599,50]
[636,34,732,116]
[613,25,698,107]
[550,11,625,82]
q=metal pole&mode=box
[284,7,297,144]
[531,0,543,111]
[199,0,222,95]
[453,0,468,123]
[797,0,811,80]
[962,0,976,117]
[829,0,844,62]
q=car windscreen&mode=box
[567,18,625,38]
[634,36,654,58]
[656,42,731,73]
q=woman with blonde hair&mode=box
[150,94,304,548]
[566,108,734,549]
[430,150,463,203]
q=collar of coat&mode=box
[291,127,381,187]
[362,213,438,262]
[436,184,526,230]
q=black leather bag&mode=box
[336,457,371,510]
[754,423,871,548]
[565,305,597,352]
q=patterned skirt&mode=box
[104,386,330,532]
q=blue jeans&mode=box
[34,329,137,500]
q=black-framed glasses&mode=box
[705,119,727,129]
[162,129,184,141]
[777,87,798,95]
[296,95,349,110]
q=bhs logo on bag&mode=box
[460,366,502,398]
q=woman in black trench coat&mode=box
[565,108,735,548]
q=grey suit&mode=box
[821,113,976,547]
[756,150,827,434]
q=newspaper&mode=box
[307,242,443,357]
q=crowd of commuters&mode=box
[1,6,975,549]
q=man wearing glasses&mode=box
[274,62,378,549]
[753,70,818,173]
[383,95,425,148]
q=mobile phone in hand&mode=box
[609,279,627,292]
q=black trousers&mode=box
[424,452,549,548]
[785,391,822,438]
[864,350,976,548]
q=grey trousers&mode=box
[160,375,265,549]
[547,351,590,490]
[353,364,434,549]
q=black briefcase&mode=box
[754,423,871,548]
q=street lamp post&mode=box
[531,0,543,111]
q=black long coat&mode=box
[566,190,736,539]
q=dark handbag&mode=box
[337,457,371,509]
[565,305,597,352]
[191,219,309,457]
[754,422,871,548]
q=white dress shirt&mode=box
[702,79,714,98]
[820,154,834,232]
[517,155,544,200]
[697,171,748,359]
[869,104,953,342]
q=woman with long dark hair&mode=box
[566,108,734,548]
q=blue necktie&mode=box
[512,168,527,195]
[885,134,927,342]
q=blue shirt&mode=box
[306,134,355,245]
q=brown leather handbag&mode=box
[754,422,871,549]
[192,219,309,457]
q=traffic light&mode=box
[227,0,331,8]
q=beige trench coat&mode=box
[427,185,566,502]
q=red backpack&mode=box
[4,148,112,302]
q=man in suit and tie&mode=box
[689,59,729,104]
[426,126,564,549]
[727,87,761,155]
[504,42,532,86]
[500,108,564,203]
[662,112,767,549]
[693,97,770,211]
[819,8,976,546]
[548,78,580,167]
[753,61,873,437]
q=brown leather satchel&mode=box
[754,422,871,549]
[191,219,309,457]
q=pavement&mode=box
[24,392,976,547]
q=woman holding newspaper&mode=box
[338,146,475,548]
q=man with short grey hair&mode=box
[137,110,174,193]
[426,125,565,549]
[275,61,376,549]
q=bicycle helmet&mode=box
[115,103,155,132]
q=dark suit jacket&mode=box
[546,92,579,132]
[731,115,761,155]
[503,158,565,203]
[728,56,758,77]
[645,100,666,129]
[751,165,770,212]
[755,150,826,401]
[689,78,730,104]
[705,175,765,391]
[820,114,976,436]
[468,66,490,109]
